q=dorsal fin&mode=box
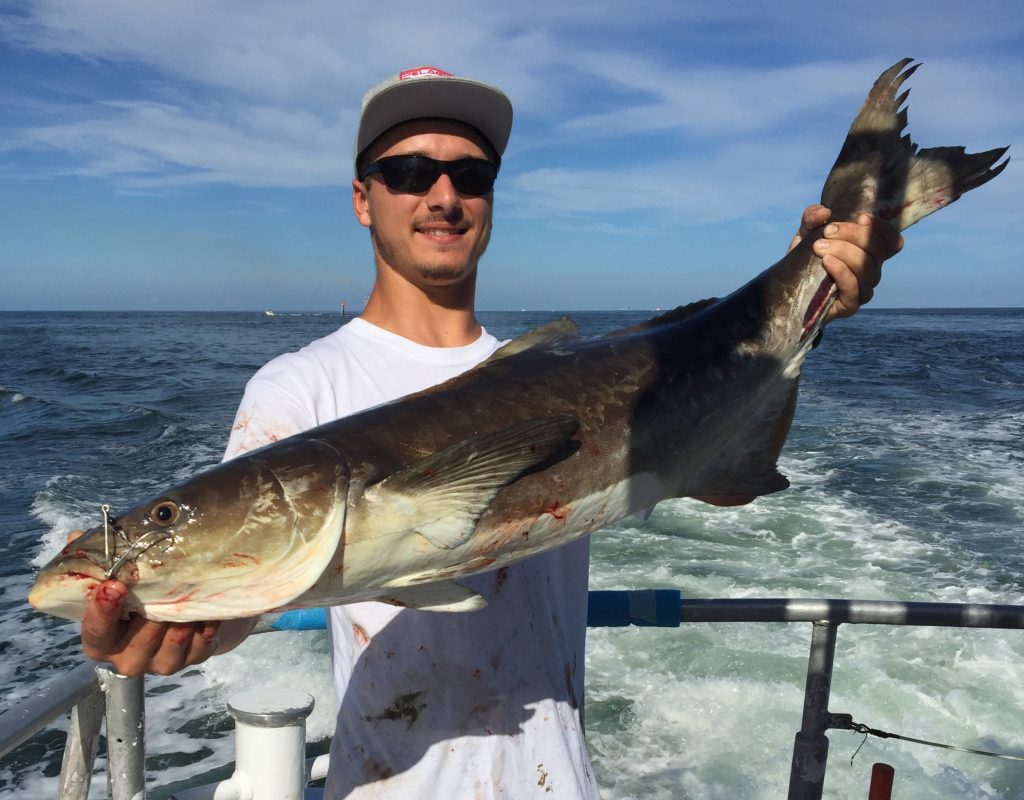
[482,317,581,364]
[607,298,719,337]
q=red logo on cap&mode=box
[399,66,453,80]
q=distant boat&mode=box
[264,311,276,317]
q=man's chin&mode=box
[417,263,476,284]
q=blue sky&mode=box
[1,1,1021,311]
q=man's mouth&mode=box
[417,226,468,241]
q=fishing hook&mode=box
[101,504,112,574]
[850,723,870,765]
[103,528,173,580]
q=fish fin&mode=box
[822,59,1009,230]
[607,298,720,337]
[481,317,581,364]
[687,468,790,500]
[375,581,487,612]
[414,518,475,550]
[633,506,654,523]
[381,556,498,589]
[683,380,796,500]
[359,416,580,549]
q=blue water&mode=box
[1,309,1022,798]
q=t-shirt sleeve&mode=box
[222,360,320,461]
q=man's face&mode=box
[352,119,494,292]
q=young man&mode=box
[78,67,902,797]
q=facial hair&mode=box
[370,213,490,283]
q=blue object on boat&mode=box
[267,590,682,631]
[267,608,328,630]
[586,589,681,627]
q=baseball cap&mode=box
[354,66,513,172]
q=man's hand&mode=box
[790,205,904,322]
[69,531,254,677]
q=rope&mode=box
[844,719,1024,765]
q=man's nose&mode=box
[425,172,461,212]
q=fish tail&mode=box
[821,59,1009,231]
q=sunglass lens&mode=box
[379,157,439,193]
[449,161,497,195]
[370,156,497,195]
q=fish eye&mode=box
[150,501,180,526]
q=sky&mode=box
[1,0,1021,312]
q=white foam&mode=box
[582,448,1024,798]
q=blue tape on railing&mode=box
[268,608,328,630]
[268,590,682,631]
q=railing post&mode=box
[100,669,146,800]
[788,621,839,800]
[227,688,315,800]
[57,680,105,800]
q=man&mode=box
[77,67,902,797]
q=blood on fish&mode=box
[223,552,262,568]
[65,571,99,582]
[801,276,835,340]
[543,502,569,523]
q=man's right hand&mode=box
[81,577,222,677]
[69,531,253,677]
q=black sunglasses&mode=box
[359,155,498,196]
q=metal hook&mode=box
[103,529,172,580]
[101,504,112,573]
[850,723,870,766]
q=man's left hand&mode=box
[790,204,904,322]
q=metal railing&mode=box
[2,592,1023,799]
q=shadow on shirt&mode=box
[326,548,589,796]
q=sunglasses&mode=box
[359,155,498,196]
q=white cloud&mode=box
[19,99,353,187]
[1,0,1019,202]
[503,134,825,226]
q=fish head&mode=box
[29,438,349,622]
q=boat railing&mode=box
[3,592,1023,799]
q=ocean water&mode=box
[1,308,1022,799]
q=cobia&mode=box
[29,60,1008,623]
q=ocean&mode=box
[1,308,1022,799]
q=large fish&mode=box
[29,60,1007,623]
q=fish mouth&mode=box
[51,515,166,583]
[800,276,836,343]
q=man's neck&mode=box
[360,280,481,348]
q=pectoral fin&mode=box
[357,416,579,549]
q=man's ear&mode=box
[352,179,372,228]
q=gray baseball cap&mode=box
[354,66,513,171]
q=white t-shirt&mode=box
[224,318,598,799]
